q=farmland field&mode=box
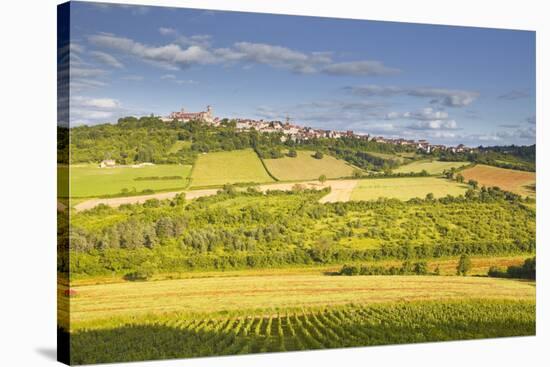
[68,300,535,364]
[393,160,468,175]
[461,164,536,197]
[190,149,274,187]
[263,150,357,181]
[350,177,468,201]
[66,164,192,198]
[67,274,534,324]
[64,273,535,364]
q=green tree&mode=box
[318,174,327,184]
[413,261,428,275]
[456,254,472,276]
[425,192,434,201]
[287,149,297,157]
[313,151,324,159]
[456,173,465,183]
[468,179,479,189]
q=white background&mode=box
[0,0,547,365]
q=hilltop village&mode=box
[161,105,473,154]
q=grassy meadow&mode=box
[350,177,468,201]
[264,150,357,181]
[66,164,192,198]
[461,164,536,197]
[190,149,274,188]
[393,160,468,175]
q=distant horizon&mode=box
[65,1,536,147]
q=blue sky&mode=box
[66,1,536,146]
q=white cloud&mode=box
[386,107,449,121]
[88,34,217,68]
[70,79,107,91]
[160,74,176,79]
[322,61,400,76]
[88,33,398,76]
[159,27,177,36]
[177,34,212,48]
[121,75,144,81]
[226,42,323,73]
[90,51,124,69]
[70,96,124,125]
[346,85,479,107]
[518,126,536,139]
[407,119,458,130]
[72,96,120,109]
[173,79,197,85]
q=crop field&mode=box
[393,160,468,175]
[350,177,468,201]
[263,150,357,181]
[68,274,534,324]
[69,300,534,364]
[190,149,274,188]
[67,164,192,198]
[66,275,534,365]
[461,164,536,197]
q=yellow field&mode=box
[190,149,274,187]
[263,150,356,181]
[67,274,534,326]
[461,164,536,197]
[393,160,468,175]
[350,177,468,201]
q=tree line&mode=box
[63,185,535,278]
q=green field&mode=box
[64,273,535,364]
[190,149,274,188]
[393,160,468,175]
[68,300,534,364]
[67,164,192,198]
[263,150,357,181]
[350,177,468,201]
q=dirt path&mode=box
[73,191,187,211]
[319,180,358,203]
[73,180,358,212]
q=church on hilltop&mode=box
[165,105,217,124]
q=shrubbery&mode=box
[488,257,536,280]
[339,260,430,276]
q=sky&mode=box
[63,1,536,146]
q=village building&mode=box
[167,105,215,124]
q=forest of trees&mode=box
[436,145,536,171]
[61,185,535,278]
